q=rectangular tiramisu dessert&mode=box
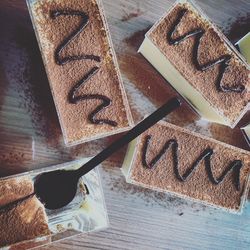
[139,0,249,128]
[27,0,133,146]
[0,176,50,248]
[122,121,250,212]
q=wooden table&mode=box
[0,0,250,249]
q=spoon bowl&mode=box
[35,170,79,210]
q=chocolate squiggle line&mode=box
[0,193,35,213]
[51,10,101,65]
[142,135,243,191]
[167,9,245,93]
[51,9,117,127]
[68,66,117,126]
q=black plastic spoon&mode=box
[34,97,181,210]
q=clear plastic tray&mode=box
[1,159,108,249]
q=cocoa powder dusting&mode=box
[121,4,144,22]
[17,34,61,145]
[224,13,250,44]
[124,26,151,50]
[0,1,62,146]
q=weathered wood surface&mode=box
[0,0,249,249]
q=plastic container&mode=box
[26,0,133,146]
[1,159,108,249]
[138,0,249,128]
[122,121,250,214]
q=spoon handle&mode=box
[76,97,182,178]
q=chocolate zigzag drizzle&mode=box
[142,135,243,191]
[68,66,117,126]
[167,9,245,93]
[51,9,117,127]
[51,10,100,65]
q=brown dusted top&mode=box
[30,0,132,145]
[0,176,50,247]
[129,121,250,211]
[0,176,33,206]
[149,2,249,126]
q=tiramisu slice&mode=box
[139,0,249,128]
[122,121,250,212]
[0,176,50,247]
[27,0,133,146]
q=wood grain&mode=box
[0,0,249,249]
